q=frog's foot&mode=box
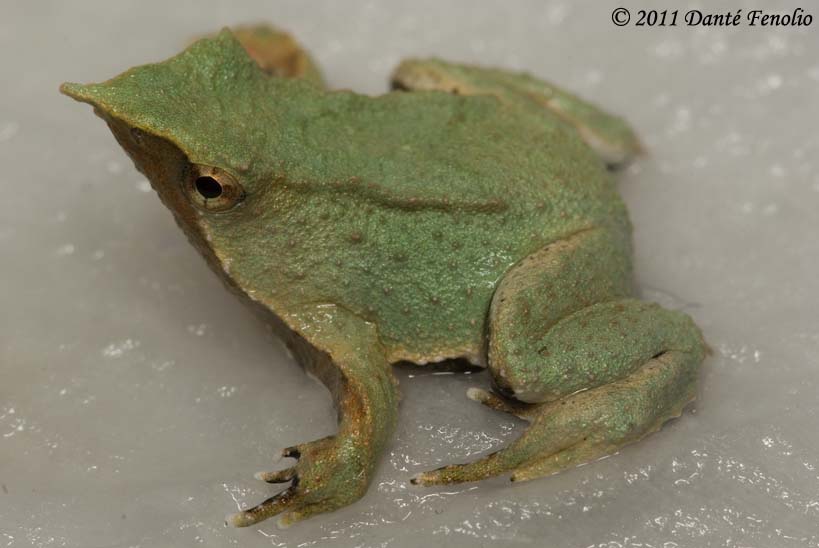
[413,348,699,486]
[391,59,641,167]
[227,434,371,528]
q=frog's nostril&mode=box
[195,176,223,199]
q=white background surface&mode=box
[2,1,818,546]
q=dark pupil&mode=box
[195,176,223,199]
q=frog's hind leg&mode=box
[412,228,706,486]
[196,24,325,87]
[391,59,641,167]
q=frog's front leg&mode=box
[413,228,706,485]
[228,305,398,528]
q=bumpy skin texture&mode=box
[392,58,642,166]
[61,27,706,527]
[198,24,325,87]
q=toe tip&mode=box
[410,473,430,486]
[224,512,240,527]
[226,511,254,528]
[466,387,486,402]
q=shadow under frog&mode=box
[61,25,706,528]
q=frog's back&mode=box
[217,83,630,364]
[61,32,630,366]
[276,86,624,224]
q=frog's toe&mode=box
[410,450,514,486]
[227,479,329,529]
[229,435,373,527]
[253,444,305,482]
[226,483,302,527]
[466,387,536,421]
[254,465,297,483]
[274,503,329,529]
[508,438,614,483]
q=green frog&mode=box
[61,25,705,528]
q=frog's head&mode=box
[61,29,303,282]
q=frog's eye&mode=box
[185,165,244,212]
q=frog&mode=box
[61,25,706,528]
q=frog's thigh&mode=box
[489,227,630,399]
[413,230,706,486]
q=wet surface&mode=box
[2,1,818,546]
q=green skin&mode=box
[61,27,705,528]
